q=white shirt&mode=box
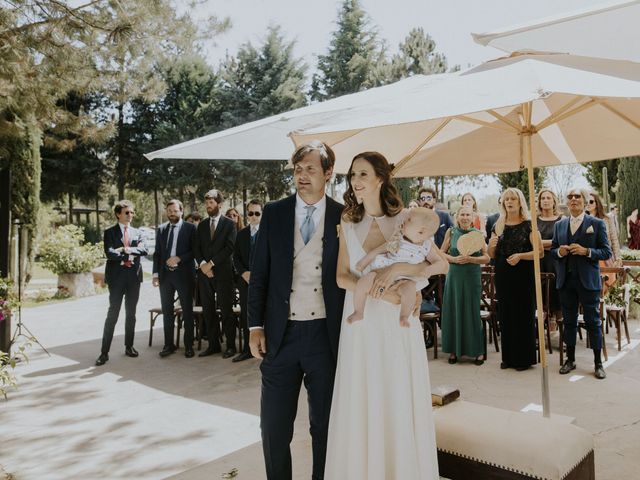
[570,212,585,235]
[166,219,183,257]
[295,193,326,232]
[250,224,260,237]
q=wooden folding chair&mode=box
[480,267,499,355]
[420,274,445,359]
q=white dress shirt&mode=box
[296,193,326,233]
[167,219,183,257]
[250,224,260,237]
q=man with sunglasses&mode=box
[96,200,148,366]
[232,199,262,362]
[417,186,453,248]
[552,189,612,379]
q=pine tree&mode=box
[584,159,620,197]
[390,27,448,80]
[496,168,546,201]
[310,0,388,101]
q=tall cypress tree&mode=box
[616,156,640,237]
[496,168,546,201]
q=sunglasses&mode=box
[420,195,433,201]
[567,194,582,200]
[247,211,261,217]
[123,211,135,215]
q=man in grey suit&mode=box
[96,200,148,366]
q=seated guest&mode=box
[441,205,490,365]
[552,188,612,379]
[233,199,262,362]
[488,188,542,371]
[226,207,244,232]
[418,186,453,248]
[461,192,485,232]
[152,199,197,358]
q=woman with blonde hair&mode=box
[225,207,245,231]
[461,192,485,232]
[489,187,543,371]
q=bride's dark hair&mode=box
[342,151,403,223]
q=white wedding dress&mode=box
[325,213,439,480]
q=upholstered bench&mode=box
[433,401,594,480]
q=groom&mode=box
[248,141,345,480]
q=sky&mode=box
[182,0,601,198]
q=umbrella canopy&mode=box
[292,52,640,176]
[471,0,640,63]
[144,73,452,161]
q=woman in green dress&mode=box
[441,205,490,365]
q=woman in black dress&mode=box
[537,189,563,325]
[489,188,543,371]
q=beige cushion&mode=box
[433,401,593,480]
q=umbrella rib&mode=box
[535,97,602,131]
[486,110,521,131]
[392,118,451,175]
[600,101,640,130]
[455,115,514,132]
[535,97,584,131]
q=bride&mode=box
[325,151,447,479]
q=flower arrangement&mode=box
[0,278,18,324]
[39,225,104,275]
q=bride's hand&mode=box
[369,264,399,299]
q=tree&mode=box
[615,156,640,236]
[584,158,620,197]
[310,0,388,101]
[543,164,586,201]
[496,168,546,200]
[390,27,448,80]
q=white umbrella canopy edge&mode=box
[471,0,640,63]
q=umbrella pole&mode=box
[522,107,551,418]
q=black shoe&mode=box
[199,347,218,357]
[185,347,195,358]
[95,353,109,366]
[125,346,139,358]
[232,351,253,363]
[223,348,237,359]
[448,355,457,364]
[594,364,606,379]
[474,356,485,366]
[559,360,576,375]
[515,365,531,371]
[159,345,177,358]
[500,362,509,370]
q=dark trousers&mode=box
[260,319,335,480]
[560,271,602,351]
[159,271,194,348]
[101,269,141,354]
[198,271,235,349]
[238,281,250,354]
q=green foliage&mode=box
[390,27,448,80]
[39,225,103,275]
[496,168,546,200]
[311,0,389,100]
[584,159,619,196]
[616,156,640,230]
[0,341,30,400]
[0,278,19,325]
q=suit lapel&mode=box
[322,198,337,278]
[283,194,296,260]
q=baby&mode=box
[348,207,440,327]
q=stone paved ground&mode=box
[1,275,639,479]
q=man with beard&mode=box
[418,186,453,248]
[152,199,197,358]
[194,189,237,358]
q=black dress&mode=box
[537,217,562,312]
[494,221,537,369]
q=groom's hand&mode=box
[249,329,267,359]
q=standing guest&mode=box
[152,199,197,358]
[537,189,564,326]
[586,192,621,267]
[441,205,490,365]
[194,189,238,358]
[608,205,619,234]
[248,141,345,480]
[418,186,453,248]
[488,188,542,371]
[461,192,485,232]
[233,199,262,363]
[185,212,202,226]
[485,196,502,243]
[96,200,148,366]
[226,207,245,232]
[552,188,612,380]
[627,209,640,249]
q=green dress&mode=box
[441,226,484,358]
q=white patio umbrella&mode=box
[472,0,640,63]
[292,51,640,417]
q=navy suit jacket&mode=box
[247,194,345,359]
[152,221,196,284]
[551,215,612,291]
[434,210,454,248]
[103,224,148,286]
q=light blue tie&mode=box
[300,205,316,244]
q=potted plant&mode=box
[39,225,104,297]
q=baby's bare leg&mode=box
[398,280,417,327]
[348,272,377,323]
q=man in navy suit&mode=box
[418,186,453,248]
[248,141,345,480]
[552,188,612,379]
[232,199,262,363]
[96,200,148,366]
[194,189,237,358]
[152,199,197,358]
